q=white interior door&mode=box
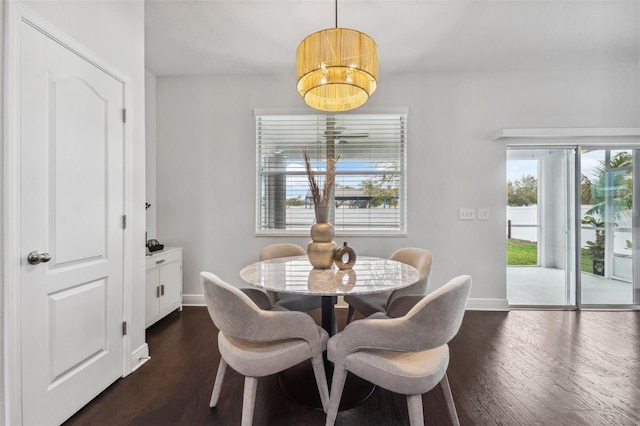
[19,19,125,425]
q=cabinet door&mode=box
[145,270,160,325]
[159,261,182,312]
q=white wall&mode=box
[2,2,146,420]
[155,66,639,309]
[0,0,5,419]
[542,150,571,269]
[145,70,158,240]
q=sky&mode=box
[291,150,619,195]
[284,160,390,198]
[506,150,607,183]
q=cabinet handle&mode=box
[155,259,165,265]
[161,284,165,296]
[156,286,161,298]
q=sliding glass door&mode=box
[508,146,640,308]
[579,149,639,306]
[507,148,576,306]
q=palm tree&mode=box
[583,151,632,217]
[581,151,632,273]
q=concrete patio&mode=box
[507,266,635,306]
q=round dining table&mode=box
[239,254,420,410]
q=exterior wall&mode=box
[154,65,640,307]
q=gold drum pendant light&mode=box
[296,1,378,112]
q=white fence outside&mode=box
[507,205,633,262]
[507,205,632,254]
[508,205,633,280]
[507,206,538,241]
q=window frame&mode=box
[254,109,408,237]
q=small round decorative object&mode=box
[334,242,356,270]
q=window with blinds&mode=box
[255,111,407,235]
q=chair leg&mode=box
[210,358,228,407]
[325,362,348,426]
[241,376,259,426]
[310,353,330,412]
[406,394,425,426]
[440,373,460,426]
[346,305,355,324]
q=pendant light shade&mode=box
[297,28,378,112]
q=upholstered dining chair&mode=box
[344,247,433,323]
[200,272,330,426]
[325,274,471,426]
[260,243,324,312]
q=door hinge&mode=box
[122,108,127,123]
[122,215,127,229]
[122,321,127,336]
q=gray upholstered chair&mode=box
[344,247,433,323]
[201,272,330,426]
[260,243,323,312]
[325,275,471,426]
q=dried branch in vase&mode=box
[303,149,340,208]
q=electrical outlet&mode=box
[478,209,490,220]
[459,208,475,220]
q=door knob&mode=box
[27,251,51,265]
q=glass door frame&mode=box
[507,144,640,310]
[575,146,640,309]
[507,146,576,309]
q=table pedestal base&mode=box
[278,358,375,411]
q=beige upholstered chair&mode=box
[325,275,471,426]
[201,272,330,426]
[344,247,433,323]
[260,243,323,312]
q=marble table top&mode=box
[239,255,420,296]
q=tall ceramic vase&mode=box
[307,207,336,269]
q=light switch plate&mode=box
[478,208,490,220]
[459,208,475,220]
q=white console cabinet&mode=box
[145,247,182,327]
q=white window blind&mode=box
[255,112,407,235]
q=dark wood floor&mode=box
[64,307,640,426]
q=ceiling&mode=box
[145,0,640,77]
